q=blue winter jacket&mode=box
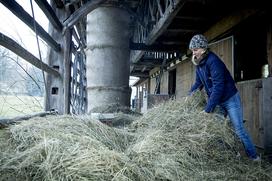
[189,51,237,113]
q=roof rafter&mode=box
[63,0,107,32]
[0,32,60,77]
[34,0,63,31]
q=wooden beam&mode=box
[130,71,149,78]
[53,0,64,8]
[72,28,80,46]
[63,29,72,114]
[175,15,209,21]
[146,0,185,44]
[130,42,182,51]
[63,0,107,31]
[0,32,60,77]
[0,0,61,52]
[75,21,87,48]
[0,111,58,128]
[34,0,63,31]
[131,0,185,63]
[132,62,161,67]
[65,0,81,7]
[141,66,147,72]
[166,28,199,33]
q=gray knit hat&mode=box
[189,34,208,49]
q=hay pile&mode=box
[0,91,272,180]
[0,116,137,180]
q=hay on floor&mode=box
[0,91,271,180]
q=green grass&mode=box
[0,95,43,118]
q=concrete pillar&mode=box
[86,7,130,112]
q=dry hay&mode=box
[111,112,141,127]
[0,116,135,180]
[90,103,141,115]
[0,91,272,180]
[127,91,272,180]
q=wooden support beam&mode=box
[34,0,63,31]
[175,15,209,21]
[166,28,199,33]
[131,0,185,63]
[72,28,80,46]
[146,0,185,45]
[63,29,72,114]
[141,66,147,72]
[63,0,107,31]
[0,0,61,52]
[156,0,164,17]
[75,20,87,48]
[132,62,162,67]
[53,0,64,8]
[130,42,182,51]
[65,0,81,7]
[0,111,58,128]
[0,32,60,77]
[130,71,150,78]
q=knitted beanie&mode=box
[189,34,208,49]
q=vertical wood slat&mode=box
[176,60,194,99]
[79,53,85,112]
[237,77,272,154]
[156,0,163,17]
[237,79,264,149]
[63,29,72,114]
[71,53,78,113]
[149,0,155,21]
[263,78,272,154]
[267,23,272,76]
[70,51,87,114]
[209,36,234,77]
[71,55,78,107]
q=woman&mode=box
[188,34,260,161]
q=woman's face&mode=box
[191,48,206,59]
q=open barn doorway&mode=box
[168,69,176,98]
[233,14,267,82]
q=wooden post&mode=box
[45,0,71,114]
[267,23,272,77]
[63,29,72,114]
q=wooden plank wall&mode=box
[175,60,195,99]
[149,67,159,94]
[160,71,169,94]
[149,71,168,94]
[150,77,156,94]
[237,79,263,148]
[263,78,272,154]
[209,36,234,76]
[237,77,272,154]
